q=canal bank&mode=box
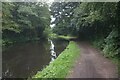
[33,41,80,78]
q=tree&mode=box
[51,2,119,58]
[50,2,79,35]
[2,2,50,46]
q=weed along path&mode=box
[67,41,118,78]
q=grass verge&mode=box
[48,34,78,40]
[32,41,80,79]
[58,35,77,40]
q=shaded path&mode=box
[67,41,118,78]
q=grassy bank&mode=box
[33,41,80,79]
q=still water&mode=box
[2,39,69,78]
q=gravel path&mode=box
[67,41,118,78]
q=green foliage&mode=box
[2,2,51,46]
[103,28,119,57]
[2,3,21,33]
[58,35,77,40]
[92,38,105,50]
[33,41,80,78]
[50,2,79,35]
[51,2,119,58]
[51,3,119,76]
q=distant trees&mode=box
[2,2,50,46]
[50,2,79,35]
[51,2,119,58]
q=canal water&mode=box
[2,39,69,78]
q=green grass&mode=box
[48,33,58,39]
[32,41,80,79]
[48,34,78,40]
[58,35,77,40]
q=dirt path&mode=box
[67,41,118,78]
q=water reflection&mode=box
[48,39,57,62]
[2,39,69,78]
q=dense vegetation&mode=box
[2,2,51,47]
[51,2,119,58]
[2,2,119,58]
[33,41,80,78]
[2,2,119,78]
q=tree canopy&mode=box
[2,2,119,57]
[2,2,51,46]
[50,2,119,58]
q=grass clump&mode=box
[33,41,80,78]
